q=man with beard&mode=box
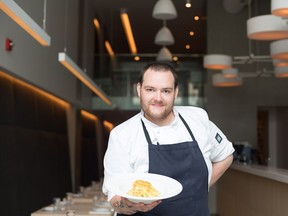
[102,62,234,216]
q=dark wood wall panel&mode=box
[14,82,38,129]
[0,126,20,216]
[0,72,72,216]
[0,74,14,125]
[80,116,100,186]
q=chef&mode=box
[102,62,234,216]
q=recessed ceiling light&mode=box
[189,31,195,36]
[185,45,191,49]
[185,0,192,8]
[194,16,200,21]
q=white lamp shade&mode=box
[271,0,288,18]
[203,54,232,70]
[247,14,288,40]
[222,68,238,78]
[273,59,288,67]
[270,39,288,59]
[274,66,288,78]
[154,26,174,46]
[157,46,172,61]
[152,0,177,20]
[212,73,243,87]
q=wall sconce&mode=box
[0,0,51,46]
[203,54,232,70]
[247,14,288,40]
[58,52,112,105]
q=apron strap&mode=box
[141,113,196,144]
[178,113,196,141]
[141,119,153,145]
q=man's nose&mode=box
[154,91,162,100]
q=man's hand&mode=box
[110,195,161,215]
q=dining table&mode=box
[31,200,114,216]
[31,182,114,216]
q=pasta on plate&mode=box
[127,179,160,197]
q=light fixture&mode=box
[104,40,115,57]
[185,0,192,8]
[0,0,51,46]
[203,54,232,70]
[270,39,288,59]
[271,0,288,18]
[222,68,238,78]
[157,46,172,61]
[93,18,100,31]
[120,10,137,54]
[274,66,288,78]
[58,52,112,105]
[152,0,177,20]
[154,26,175,46]
[273,59,288,67]
[212,73,243,87]
[247,14,288,41]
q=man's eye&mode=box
[146,88,154,92]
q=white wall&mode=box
[0,0,96,108]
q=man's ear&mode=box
[174,86,179,99]
[136,82,141,97]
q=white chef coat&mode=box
[103,106,234,200]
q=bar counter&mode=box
[230,163,288,184]
[217,163,288,216]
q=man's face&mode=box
[137,69,178,125]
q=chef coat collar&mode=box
[140,108,179,128]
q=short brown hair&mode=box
[138,62,178,88]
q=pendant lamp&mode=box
[212,73,243,87]
[273,59,288,67]
[271,0,288,18]
[247,14,288,40]
[154,26,174,46]
[157,46,172,61]
[274,66,288,77]
[203,54,232,70]
[152,0,177,20]
[222,68,239,78]
[270,39,288,59]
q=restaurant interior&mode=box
[0,0,288,215]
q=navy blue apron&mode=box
[118,113,209,216]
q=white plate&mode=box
[92,207,111,213]
[106,173,182,204]
[42,206,54,211]
[96,201,111,208]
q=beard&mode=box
[141,99,174,124]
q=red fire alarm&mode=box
[5,38,13,51]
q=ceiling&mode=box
[93,0,207,59]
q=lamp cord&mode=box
[64,0,68,52]
[43,0,47,31]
